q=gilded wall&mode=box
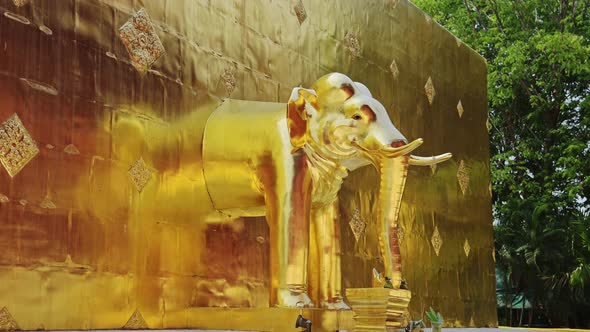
[0,0,496,330]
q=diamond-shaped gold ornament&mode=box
[457,160,470,195]
[12,0,28,7]
[431,226,442,256]
[457,100,464,118]
[344,32,361,58]
[425,77,435,105]
[40,195,56,209]
[293,0,307,24]
[463,238,471,257]
[390,60,399,79]
[0,307,19,331]
[119,8,165,74]
[349,208,365,242]
[128,158,153,193]
[123,309,148,329]
[397,225,405,243]
[0,114,39,177]
[0,193,9,204]
[221,68,236,96]
[64,144,80,155]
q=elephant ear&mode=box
[287,87,318,152]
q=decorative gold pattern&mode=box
[0,194,9,204]
[128,158,153,193]
[221,68,237,96]
[12,0,28,7]
[119,8,165,74]
[293,0,307,25]
[123,309,148,329]
[397,225,405,243]
[349,208,365,242]
[0,307,19,331]
[40,196,56,209]
[18,199,27,206]
[457,160,470,195]
[431,226,442,256]
[463,238,471,257]
[457,100,464,118]
[0,114,39,177]
[344,32,361,58]
[64,144,80,155]
[424,77,435,105]
[389,60,399,79]
[430,163,437,175]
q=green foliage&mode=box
[412,0,590,328]
[425,307,444,327]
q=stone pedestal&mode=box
[346,288,411,332]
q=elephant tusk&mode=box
[380,138,423,158]
[408,153,452,166]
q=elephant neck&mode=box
[303,142,349,207]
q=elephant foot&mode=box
[277,288,314,308]
[321,297,351,310]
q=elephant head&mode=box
[288,73,451,288]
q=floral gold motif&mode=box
[0,307,19,331]
[64,144,80,155]
[344,32,361,58]
[0,193,9,204]
[457,160,470,195]
[12,0,28,7]
[128,158,153,193]
[431,226,442,256]
[119,8,165,74]
[397,225,405,243]
[390,60,399,79]
[463,238,471,257]
[293,0,307,24]
[0,114,39,177]
[123,309,148,329]
[424,77,435,105]
[221,68,237,96]
[349,208,365,242]
[457,100,464,118]
[40,196,56,209]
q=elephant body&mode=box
[188,73,451,308]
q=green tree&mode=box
[412,0,590,328]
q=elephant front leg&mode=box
[312,200,350,309]
[264,151,314,307]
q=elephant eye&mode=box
[352,114,362,120]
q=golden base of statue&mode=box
[346,288,411,332]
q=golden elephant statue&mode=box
[201,73,451,308]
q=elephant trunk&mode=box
[377,155,409,289]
